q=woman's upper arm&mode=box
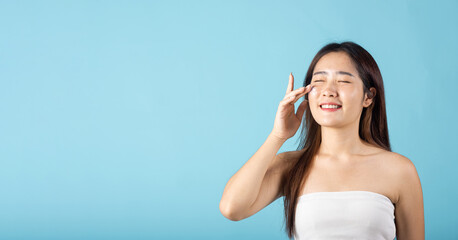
[394,155,425,240]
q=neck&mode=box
[318,121,368,160]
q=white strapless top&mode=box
[294,191,396,240]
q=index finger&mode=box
[286,72,294,94]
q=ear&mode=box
[363,87,376,108]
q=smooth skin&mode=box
[220,52,424,240]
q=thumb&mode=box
[296,100,308,122]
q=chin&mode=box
[316,119,345,128]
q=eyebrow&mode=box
[313,71,355,77]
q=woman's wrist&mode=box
[268,132,288,143]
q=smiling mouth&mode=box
[320,105,342,109]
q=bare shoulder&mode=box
[372,149,416,171]
[386,152,425,238]
[383,151,422,204]
[391,151,422,190]
[385,151,419,176]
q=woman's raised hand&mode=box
[271,73,313,141]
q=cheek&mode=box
[341,87,362,100]
[340,89,365,108]
[307,86,320,105]
[307,85,362,105]
[309,86,319,98]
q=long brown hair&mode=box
[280,41,391,239]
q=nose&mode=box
[321,81,338,97]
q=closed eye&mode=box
[313,80,350,83]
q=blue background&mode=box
[1,0,457,239]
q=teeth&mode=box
[321,104,341,109]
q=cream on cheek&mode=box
[307,85,328,114]
[307,85,319,107]
[309,85,319,98]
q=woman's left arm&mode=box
[394,155,425,240]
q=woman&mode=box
[219,41,424,239]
